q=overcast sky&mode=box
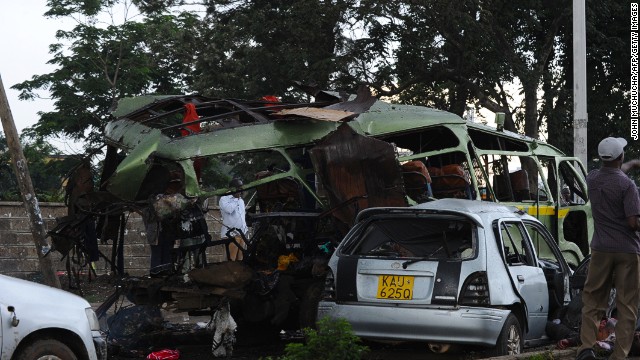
[0,2,81,152]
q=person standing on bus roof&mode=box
[576,137,640,360]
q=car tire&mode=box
[489,313,522,356]
[16,339,79,360]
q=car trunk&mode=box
[336,215,475,306]
[356,260,442,304]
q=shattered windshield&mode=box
[199,149,293,191]
[346,217,476,260]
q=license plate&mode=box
[376,275,414,300]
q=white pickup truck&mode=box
[0,274,107,360]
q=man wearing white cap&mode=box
[576,137,640,360]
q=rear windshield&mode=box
[344,217,476,260]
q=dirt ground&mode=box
[58,273,483,359]
[54,272,286,359]
[58,272,118,304]
[53,272,565,360]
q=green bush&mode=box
[264,317,369,360]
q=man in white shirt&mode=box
[219,178,248,260]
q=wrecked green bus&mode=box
[67,88,591,339]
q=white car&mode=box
[0,274,107,360]
[318,199,577,355]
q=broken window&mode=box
[380,126,460,155]
[478,154,542,202]
[524,222,558,265]
[539,157,588,205]
[198,150,291,191]
[468,129,529,152]
[558,160,588,205]
[497,221,535,266]
[198,149,319,212]
[346,217,476,260]
[423,151,473,200]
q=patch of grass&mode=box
[527,350,555,360]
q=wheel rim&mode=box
[506,324,521,354]
[35,356,64,360]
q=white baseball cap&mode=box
[598,137,627,161]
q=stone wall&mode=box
[0,202,226,278]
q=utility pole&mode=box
[573,0,588,168]
[0,74,60,288]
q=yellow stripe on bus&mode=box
[515,206,571,218]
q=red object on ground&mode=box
[147,349,180,360]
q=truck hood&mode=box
[0,274,90,309]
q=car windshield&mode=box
[347,216,476,260]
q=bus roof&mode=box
[106,95,465,160]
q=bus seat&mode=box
[401,161,432,202]
[255,171,303,211]
[510,169,530,201]
[428,164,471,199]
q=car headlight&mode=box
[85,308,100,331]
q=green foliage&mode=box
[44,0,111,17]
[200,157,232,191]
[352,0,569,140]
[11,0,633,169]
[0,132,76,202]
[264,317,368,360]
[193,0,357,101]
[583,0,633,165]
[539,0,632,168]
[13,3,201,146]
[0,132,20,201]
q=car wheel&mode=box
[16,339,78,360]
[490,313,522,356]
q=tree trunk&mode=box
[0,74,60,288]
[521,79,541,194]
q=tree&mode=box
[0,131,76,201]
[191,0,358,100]
[14,0,359,143]
[1,76,61,288]
[12,1,201,146]
[539,0,632,168]
[10,0,633,167]
[346,0,569,136]
[339,0,570,187]
[583,0,633,164]
[0,132,19,200]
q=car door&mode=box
[552,157,592,265]
[0,303,3,359]
[523,220,572,313]
[497,220,549,339]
